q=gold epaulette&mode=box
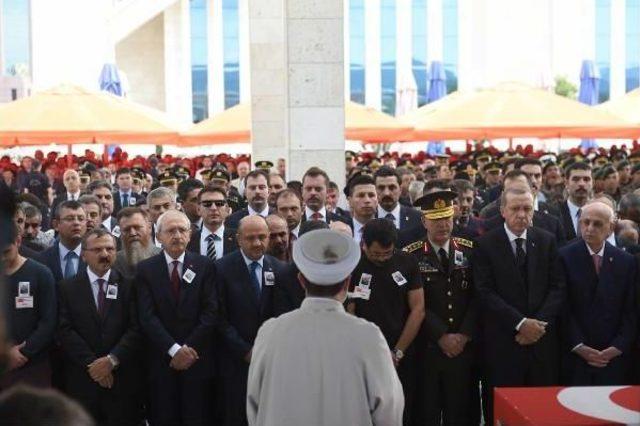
[452,236,473,248]
[402,241,423,253]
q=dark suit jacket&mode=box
[558,201,578,242]
[273,263,305,316]
[215,251,284,375]
[559,241,637,353]
[473,226,565,380]
[58,269,142,401]
[225,207,274,229]
[112,191,142,215]
[484,211,567,247]
[51,193,73,216]
[187,227,238,257]
[36,242,87,283]
[135,251,218,373]
[377,205,422,230]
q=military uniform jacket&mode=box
[403,237,476,345]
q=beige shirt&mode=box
[247,298,404,426]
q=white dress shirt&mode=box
[102,217,113,232]
[164,251,186,357]
[241,251,264,290]
[377,204,401,229]
[352,218,366,245]
[428,239,450,260]
[153,223,162,248]
[67,191,81,201]
[86,268,111,308]
[200,225,225,259]
[566,199,582,234]
[305,206,327,221]
[59,242,82,277]
[248,205,270,218]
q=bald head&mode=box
[238,215,270,260]
[580,201,615,251]
[329,220,353,237]
[63,169,80,193]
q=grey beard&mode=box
[125,240,156,266]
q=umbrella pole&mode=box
[103,144,109,165]
[509,138,513,150]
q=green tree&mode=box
[554,75,578,99]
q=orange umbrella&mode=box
[596,87,640,123]
[401,82,640,140]
[0,84,182,146]
[179,101,412,145]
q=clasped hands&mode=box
[170,345,199,371]
[438,333,469,358]
[515,318,547,345]
[87,357,114,389]
[574,345,621,368]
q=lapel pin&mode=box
[609,257,613,262]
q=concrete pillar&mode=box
[163,0,192,124]
[208,0,225,114]
[610,0,625,99]
[344,0,350,101]
[364,0,381,109]
[249,0,345,189]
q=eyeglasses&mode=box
[200,200,227,208]
[162,227,190,235]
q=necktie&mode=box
[576,208,582,237]
[592,253,602,275]
[96,279,106,317]
[515,238,527,269]
[170,261,181,301]
[385,213,395,224]
[438,248,449,271]
[206,234,217,260]
[64,251,78,279]
[122,193,129,207]
[311,212,322,221]
[249,261,261,295]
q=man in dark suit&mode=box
[58,228,143,425]
[112,168,142,216]
[300,167,349,225]
[1,224,57,390]
[558,162,592,242]
[89,181,118,237]
[216,215,286,426]
[559,202,637,385]
[187,187,237,259]
[452,179,485,241]
[136,209,218,426]
[51,169,82,215]
[37,200,88,283]
[374,166,422,231]
[225,170,272,229]
[473,188,565,421]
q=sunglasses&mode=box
[200,200,227,208]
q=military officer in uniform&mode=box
[403,190,476,426]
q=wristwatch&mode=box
[107,354,119,368]
[393,349,404,361]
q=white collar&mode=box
[428,239,450,255]
[164,251,185,265]
[67,191,80,199]
[241,251,264,268]
[305,206,327,220]
[87,268,111,284]
[533,197,540,211]
[352,217,366,231]
[291,223,301,237]
[119,190,131,196]
[585,241,605,257]
[59,242,82,262]
[566,199,582,217]
[248,204,269,217]
[504,222,527,242]
[102,217,112,230]
[202,224,225,240]
[378,203,401,219]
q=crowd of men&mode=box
[0,144,639,425]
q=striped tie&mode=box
[206,234,217,260]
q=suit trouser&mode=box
[567,355,631,386]
[69,381,142,426]
[221,366,249,426]
[417,345,474,426]
[396,350,417,426]
[148,362,212,426]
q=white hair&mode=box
[583,201,616,224]
[147,187,177,206]
[156,210,190,233]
